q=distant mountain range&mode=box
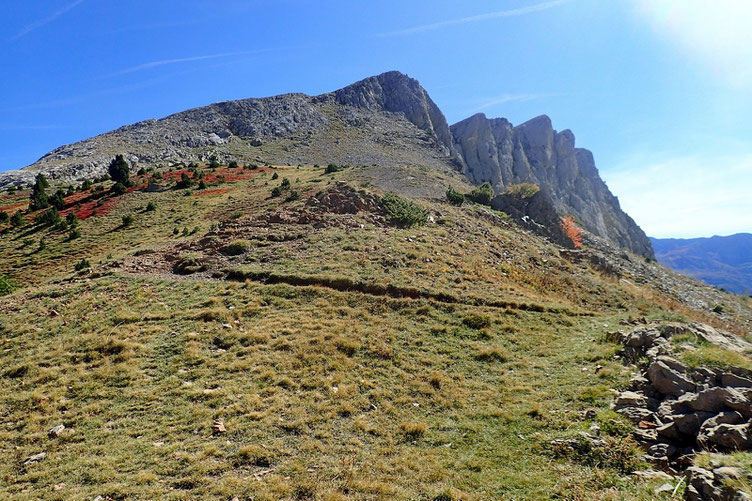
[0,71,653,257]
[651,233,752,294]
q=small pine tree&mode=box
[50,190,66,210]
[270,186,283,198]
[112,182,127,195]
[10,211,23,227]
[66,212,78,226]
[209,156,220,169]
[146,201,157,212]
[466,183,494,205]
[280,178,291,190]
[29,173,50,211]
[121,214,133,227]
[446,186,465,206]
[228,160,239,169]
[271,172,279,180]
[0,211,8,223]
[108,154,130,185]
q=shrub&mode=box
[223,240,251,256]
[505,182,540,199]
[81,179,92,190]
[50,190,66,210]
[285,190,301,202]
[0,211,8,223]
[446,186,465,206]
[209,156,220,169]
[34,208,60,226]
[175,173,194,189]
[325,163,343,174]
[270,186,283,198]
[0,274,18,296]
[271,172,279,180]
[145,201,157,212]
[112,182,127,195]
[280,177,291,190]
[466,182,494,205]
[380,193,429,227]
[108,154,130,185]
[74,258,90,271]
[68,228,81,240]
[121,214,134,227]
[712,304,724,314]
[560,216,583,248]
[66,212,78,226]
[10,211,23,227]
[246,163,258,170]
[136,167,146,176]
[198,180,208,190]
[228,160,239,169]
[37,238,46,251]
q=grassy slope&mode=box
[1,164,750,500]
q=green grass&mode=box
[0,163,749,499]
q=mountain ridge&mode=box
[651,233,752,294]
[0,70,652,257]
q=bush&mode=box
[137,167,146,176]
[112,182,127,195]
[462,314,491,330]
[245,163,258,170]
[466,182,494,205]
[712,304,724,314]
[175,172,194,189]
[285,190,301,202]
[271,172,279,180]
[325,163,343,174]
[560,216,583,248]
[380,193,429,227]
[108,154,130,185]
[34,208,60,226]
[223,240,251,256]
[146,201,157,212]
[66,212,78,226]
[121,214,134,227]
[74,258,90,271]
[37,238,46,252]
[50,190,66,210]
[0,211,8,223]
[0,274,18,296]
[10,211,23,227]
[228,160,239,169]
[209,156,220,169]
[280,178,291,190]
[506,182,540,198]
[68,228,81,240]
[446,186,465,206]
[270,186,283,198]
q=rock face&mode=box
[451,113,653,257]
[490,189,573,248]
[0,70,651,257]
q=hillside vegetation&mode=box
[1,161,751,500]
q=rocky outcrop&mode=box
[451,113,653,258]
[608,321,752,481]
[490,188,573,248]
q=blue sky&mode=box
[1,0,751,238]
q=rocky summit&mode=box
[0,71,652,257]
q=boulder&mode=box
[702,423,752,450]
[720,373,752,388]
[672,412,714,436]
[679,387,734,413]
[648,361,696,397]
[686,466,722,501]
[615,406,654,423]
[612,391,647,408]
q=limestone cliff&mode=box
[451,113,653,257]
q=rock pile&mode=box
[610,322,752,498]
[306,182,383,215]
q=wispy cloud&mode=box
[10,0,86,41]
[473,93,557,111]
[378,0,568,37]
[632,0,752,89]
[99,48,280,78]
[604,153,752,238]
